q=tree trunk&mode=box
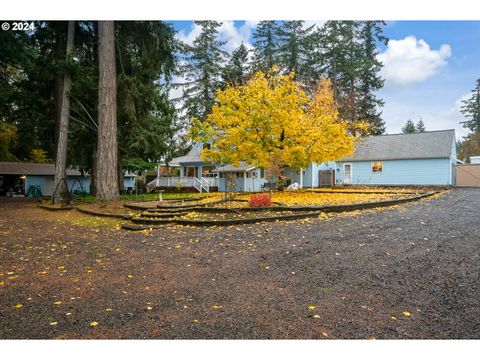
[53,22,66,152]
[96,21,120,201]
[53,21,75,204]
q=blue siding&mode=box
[218,168,267,192]
[284,162,336,188]
[336,159,452,185]
[25,175,45,195]
[123,176,136,189]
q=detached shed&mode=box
[0,162,90,196]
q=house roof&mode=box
[0,162,86,176]
[212,162,257,172]
[171,143,203,164]
[340,130,456,162]
[0,162,137,177]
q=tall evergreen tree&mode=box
[53,21,75,203]
[96,21,119,201]
[416,119,426,132]
[357,21,387,135]
[222,43,251,86]
[276,21,315,81]
[402,119,417,134]
[178,21,227,124]
[461,79,480,132]
[252,21,280,72]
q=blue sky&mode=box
[170,21,480,140]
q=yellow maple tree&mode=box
[191,69,358,174]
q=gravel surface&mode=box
[0,188,478,339]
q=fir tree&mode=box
[416,119,426,132]
[222,43,251,86]
[276,21,315,81]
[252,21,280,72]
[178,21,227,123]
[357,21,387,135]
[461,79,480,132]
[402,119,417,134]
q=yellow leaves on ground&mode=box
[90,321,99,327]
[266,191,407,207]
[53,301,62,305]
[0,281,4,286]
[127,275,135,279]
[15,303,23,309]
[105,308,112,312]
[192,319,201,324]
[50,321,58,326]
[403,311,412,317]
[211,305,222,309]
[307,305,317,310]
[57,266,65,270]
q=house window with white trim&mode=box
[372,162,383,173]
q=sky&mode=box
[170,20,480,140]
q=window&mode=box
[202,143,211,150]
[372,162,383,173]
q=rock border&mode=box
[123,191,439,229]
[38,204,75,211]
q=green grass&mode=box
[73,192,205,204]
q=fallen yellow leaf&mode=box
[211,305,222,309]
[192,319,200,324]
[15,303,23,309]
[127,275,134,278]
[57,266,65,270]
[403,311,411,317]
[106,308,112,312]
[50,321,58,326]
[90,321,99,327]
[391,316,397,320]
[53,301,62,305]
[307,305,317,310]
[65,313,72,316]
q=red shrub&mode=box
[248,194,272,207]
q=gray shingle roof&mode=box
[171,143,203,164]
[340,130,455,162]
[212,162,256,172]
[0,162,85,176]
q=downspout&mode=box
[243,171,247,192]
[311,163,314,189]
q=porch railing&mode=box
[147,176,218,189]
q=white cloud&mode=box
[377,35,452,86]
[176,21,257,53]
[302,21,326,30]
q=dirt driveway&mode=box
[0,188,478,339]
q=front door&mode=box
[344,163,352,184]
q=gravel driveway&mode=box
[0,188,478,339]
